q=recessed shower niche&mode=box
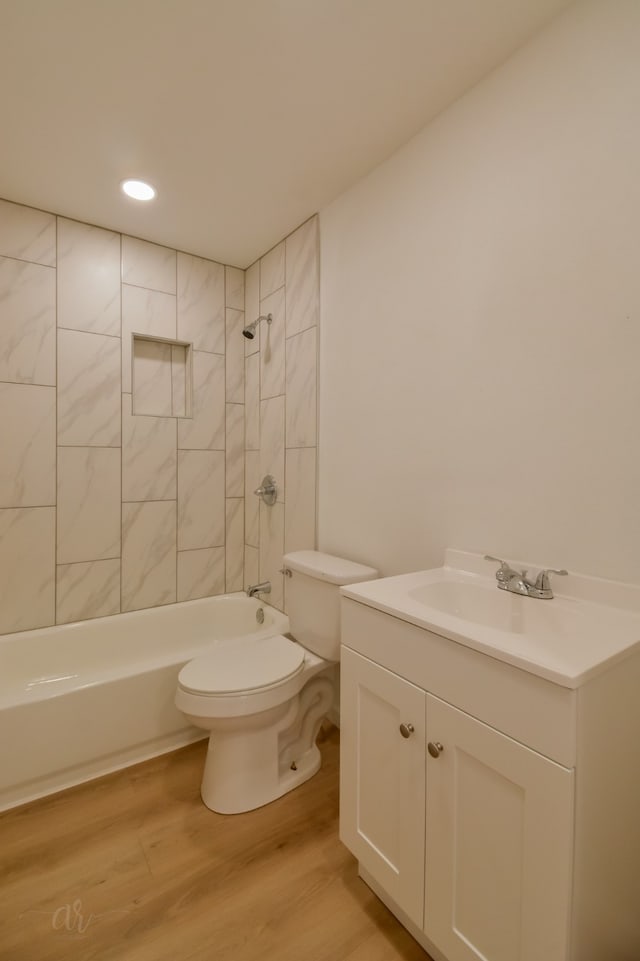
[131,334,193,418]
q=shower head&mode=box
[242,313,272,340]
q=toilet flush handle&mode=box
[279,567,292,577]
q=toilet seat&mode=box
[178,634,304,697]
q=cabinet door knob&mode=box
[399,723,415,739]
[428,741,444,758]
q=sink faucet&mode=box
[484,556,568,600]
[246,581,271,598]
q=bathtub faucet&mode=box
[246,581,271,598]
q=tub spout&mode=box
[246,581,271,598]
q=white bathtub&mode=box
[0,594,289,812]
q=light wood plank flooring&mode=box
[0,728,430,961]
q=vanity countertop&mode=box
[341,550,640,688]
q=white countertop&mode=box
[341,550,640,688]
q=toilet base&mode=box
[202,742,322,815]
[199,674,333,814]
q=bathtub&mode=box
[0,594,289,812]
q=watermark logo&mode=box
[21,898,129,937]
[52,899,98,935]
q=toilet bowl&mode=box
[175,550,377,814]
[175,634,333,814]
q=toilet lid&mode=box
[178,634,305,695]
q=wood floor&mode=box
[0,728,430,961]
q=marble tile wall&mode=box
[0,197,246,633]
[245,215,319,612]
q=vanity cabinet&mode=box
[339,595,640,961]
[341,647,573,961]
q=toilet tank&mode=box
[283,550,378,661]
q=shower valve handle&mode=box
[254,474,277,506]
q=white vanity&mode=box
[339,550,640,961]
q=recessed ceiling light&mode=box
[121,179,156,201]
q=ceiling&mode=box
[0,0,574,267]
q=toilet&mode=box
[175,550,377,814]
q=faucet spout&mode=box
[504,573,532,596]
[246,581,271,598]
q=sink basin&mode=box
[341,550,640,687]
[407,577,610,639]
[408,579,519,632]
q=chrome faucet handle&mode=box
[484,555,518,583]
[534,568,568,592]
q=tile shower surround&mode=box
[244,216,319,613]
[0,199,318,635]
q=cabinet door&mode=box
[424,694,574,961]
[340,646,426,928]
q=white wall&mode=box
[318,0,640,584]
